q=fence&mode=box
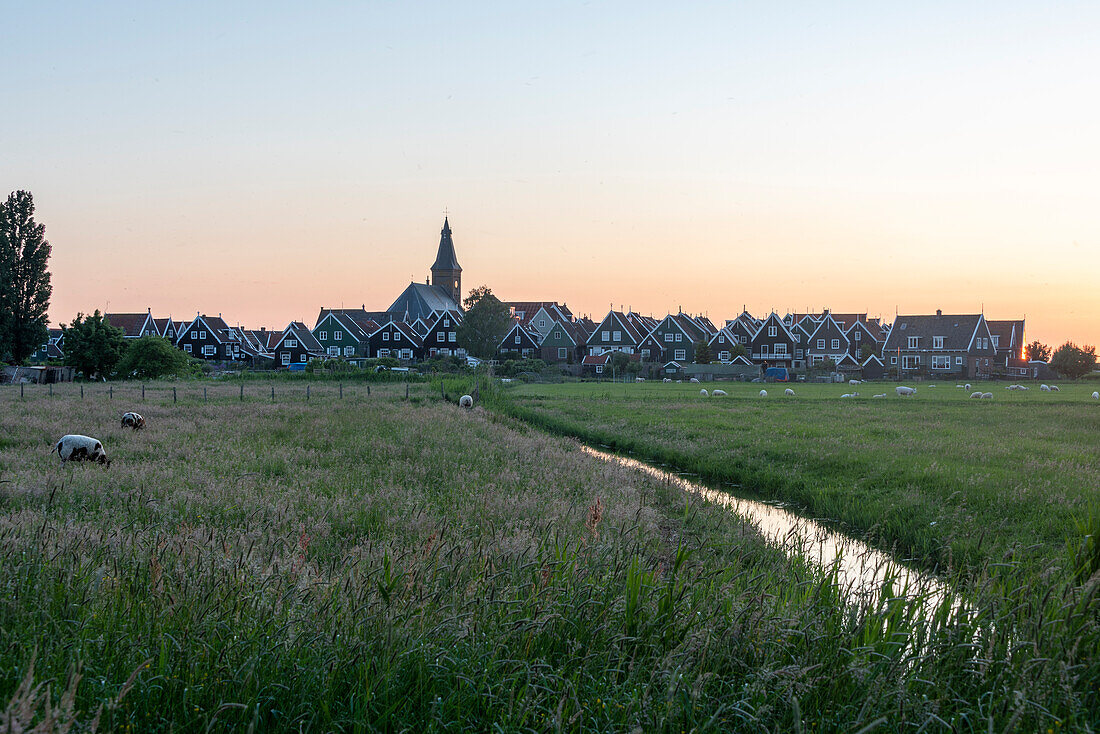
[0,380,428,406]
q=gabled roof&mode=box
[587,310,643,345]
[315,308,392,330]
[835,354,860,368]
[882,312,992,353]
[582,354,611,365]
[104,312,153,337]
[500,322,541,348]
[807,313,851,349]
[431,217,461,271]
[276,322,324,353]
[846,319,882,342]
[387,282,461,323]
[177,314,229,344]
[862,354,884,366]
[506,302,572,324]
[708,326,739,348]
[986,319,1025,350]
[373,320,424,347]
[730,354,754,366]
[750,312,797,342]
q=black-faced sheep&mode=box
[121,412,145,430]
[52,435,110,466]
[459,395,474,408]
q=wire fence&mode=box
[0,379,432,406]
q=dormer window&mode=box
[768,325,777,337]
[907,336,919,349]
[933,336,944,349]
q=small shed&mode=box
[861,354,886,380]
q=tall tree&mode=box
[694,341,712,364]
[1025,340,1051,362]
[61,311,127,379]
[0,191,53,363]
[457,286,512,359]
[115,335,194,379]
[1049,342,1097,380]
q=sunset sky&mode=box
[3,2,1098,346]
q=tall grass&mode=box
[0,383,1097,730]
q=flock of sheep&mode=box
[692,381,1100,401]
[50,411,145,467]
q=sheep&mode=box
[635,377,645,383]
[458,395,474,408]
[928,385,936,388]
[712,389,727,396]
[981,392,993,400]
[895,386,916,397]
[1040,384,1051,392]
[662,378,672,383]
[689,378,700,383]
[700,389,709,397]
[1050,385,1060,392]
[120,411,145,430]
[840,393,853,398]
[964,384,972,391]
[759,389,768,397]
[872,393,887,398]
[51,435,110,466]
[955,384,964,388]
[1092,391,1099,400]
[784,388,795,396]
[970,392,983,399]
[849,379,860,386]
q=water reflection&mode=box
[583,445,954,613]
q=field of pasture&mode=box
[497,379,1100,575]
[0,380,1097,730]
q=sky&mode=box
[3,1,1098,346]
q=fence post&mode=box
[271,386,275,402]
[339,382,343,399]
[173,387,177,403]
[307,384,310,401]
[142,384,145,400]
[49,383,53,396]
[240,384,244,401]
[80,384,84,399]
[110,386,113,400]
[367,384,370,396]
[405,383,409,400]
[204,387,207,403]
[20,383,24,399]
[441,379,445,399]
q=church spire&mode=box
[430,216,462,305]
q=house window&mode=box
[641,348,650,358]
[675,333,682,342]
[718,351,730,361]
[796,349,803,358]
[199,331,206,339]
[595,365,603,374]
[515,334,521,344]
[902,355,920,369]
[774,343,788,355]
[932,356,950,369]
[190,331,197,339]
[558,347,567,359]
[907,336,919,349]
[933,336,944,349]
[768,326,777,337]
[335,331,342,341]
[344,346,354,356]
[957,356,964,365]
[203,345,215,356]
[328,346,339,356]
[448,333,456,342]
[817,339,825,350]
[286,339,297,348]
[183,344,192,353]
[554,330,562,340]
[383,332,390,341]
[319,331,328,340]
[674,349,686,360]
[378,349,390,358]
[539,319,545,328]
[854,331,861,341]
[613,331,621,341]
[991,335,999,347]
[602,331,610,341]
[664,333,673,343]
[760,344,770,355]
[890,356,897,364]
[831,339,840,350]
[281,353,290,365]
[718,336,725,344]
[400,349,412,360]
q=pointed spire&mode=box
[432,217,461,271]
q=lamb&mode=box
[964,384,972,391]
[955,384,964,388]
[711,389,727,396]
[759,389,768,397]
[1040,384,1051,392]
[120,411,145,430]
[928,385,936,388]
[51,435,110,466]
[981,392,993,400]
[662,378,672,383]
[872,393,886,398]
[1050,385,1060,392]
[849,379,860,386]
[784,388,795,396]
[635,377,645,383]
[895,386,916,396]
[1092,391,1099,400]
[689,378,700,383]
[840,393,853,398]
[458,395,474,408]
[970,392,983,399]
[700,389,709,397]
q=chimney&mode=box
[936,309,942,317]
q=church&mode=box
[386,218,464,322]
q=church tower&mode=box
[430,217,462,306]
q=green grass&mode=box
[0,381,1098,730]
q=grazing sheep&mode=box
[895,386,916,397]
[120,411,145,430]
[635,377,645,383]
[840,393,852,398]
[964,384,972,391]
[458,395,474,408]
[928,385,936,388]
[955,384,964,388]
[981,392,993,400]
[970,392,983,399]
[759,389,768,397]
[784,388,795,396]
[849,379,860,386]
[662,378,672,382]
[873,393,886,398]
[712,389,727,396]
[51,435,110,466]
[1092,391,1099,400]
[1050,385,1060,392]
[700,389,709,397]
[1040,384,1051,392]
[690,378,700,383]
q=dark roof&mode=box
[315,308,392,331]
[582,354,610,365]
[986,319,1025,350]
[280,322,324,352]
[104,313,149,337]
[883,313,990,352]
[431,217,461,271]
[387,282,461,323]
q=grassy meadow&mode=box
[495,379,1100,576]
[0,380,1097,730]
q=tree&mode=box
[457,286,512,359]
[730,343,748,360]
[0,191,53,364]
[1049,342,1097,380]
[1026,340,1051,363]
[61,311,126,379]
[115,336,193,379]
[694,341,712,364]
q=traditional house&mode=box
[313,310,375,363]
[423,312,463,358]
[499,322,541,359]
[369,321,424,362]
[861,354,886,380]
[581,353,611,377]
[748,312,798,367]
[270,322,325,367]
[30,329,64,362]
[505,302,574,337]
[176,314,239,361]
[986,319,1026,369]
[540,319,590,364]
[881,310,997,378]
[586,310,643,356]
[846,319,883,361]
[104,310,161,338]
[646,313,708,364]
[708,327,742,363]
[805,312,852,368]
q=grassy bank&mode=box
[1,382,1097,730]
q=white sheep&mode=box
[1040,384,1051,392]
[1050,385,1060,392]
[120,411,145,430]
[841,393,859,398]
[663,378,672,383]
[700,389,709,397]
[873,393,886,398]
[849,379,860,386]
[970,392,983,399]
[690,377,700,383]
[929,385,936,388]
[759,389,768,397]
[964,384,972,391]
[712,389,727,396]
[784,388,795,396]
[955,384,964,388]
[459,395,474,408]
[1092,391,1099,400]
[895,386,916,397]
[981,392,993,400]
[51,435,110,466]
[635,377,645,383]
